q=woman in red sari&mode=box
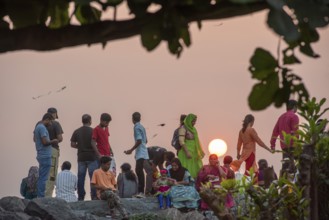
[232,114,272,176]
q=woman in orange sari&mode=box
[232,114,272,176]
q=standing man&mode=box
[55,161,78,202]
[124,112,153,197]
[33,113,58,198]
[71,114,100,200]
[45,107,64,197]
[270,100,299,176]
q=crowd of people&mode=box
[20,100,328,218]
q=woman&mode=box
[232,114,272,176]
[169,158,200,209]
[178,113,205,178]
[196,154,226,210]
[117,163,138,198]
[20,166,39,199]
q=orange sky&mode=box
[0,10,328,198]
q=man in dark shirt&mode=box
[71,114,100,200]
[45,107,64,197]
[147,146,175,171]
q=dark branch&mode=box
[0,2,268,53]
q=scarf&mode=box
[170,159,186,181]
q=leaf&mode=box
[127,0,151,17]
[75,4,101,25]
[283,53,301,65]
[248,74,279,110]
[74,0,93,5]
[179,27,191,47]
[266,0,285,10]
[49,0,70,29]
[141,22,162,51]
[6,0,48,28]
[0,19,9,29]
[106,0,124,6]
[267,8,300,42]
[249,48,278,80]
[299,42,320,58]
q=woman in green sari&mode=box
[177,113,205,178]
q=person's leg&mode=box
[37,157,51,198]
[157,194,164,209]
[244,152,255,176]
[77,161,87,201]
[45,148,59,197]
[165,195,171,208]
[135,159,145,194]
[87,160,99,200]
[102,190,129,218]
[143,159,153,195]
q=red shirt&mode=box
[270,110,299,150]
[92,125,111,156]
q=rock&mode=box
[0,196,26,212]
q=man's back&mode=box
[56,170,77,202]
[71,126,96,161]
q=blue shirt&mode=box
[133,122,149,160]
[34,123,52,158]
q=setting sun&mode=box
[208,139,227,157]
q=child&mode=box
[117,163,138,198]
[153,169,176,209]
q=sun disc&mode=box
[208,139,227,157]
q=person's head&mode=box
[223,155,233,165]
[180,114,187,126]
[82,114,92,125]
[61,161,71,171]
[100,156,112,171]
[100,113,111,127]
[132,112,141,124]
[164,151,175,162]
[209,154,219,166]
[28,166,39,177]
[120,163,132,173]
[171,158,182,171]
[242,114,255,133]
[258,159,268,170]
[47,107,58,119]
[42,113,54,126]
[160,169,168,177]
[287,100,298,112]
[184,113,197,127]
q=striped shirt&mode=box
[55,170,78,202]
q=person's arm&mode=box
[250,128,272,152]
[125,139,141,155]
[291,115,299,136]
[54,122,64,143]
[71,141,77,148]
[41,136,58,146]
[270,121,279,150]
[91,139,101,158]
[237,131,242,159]
[20,178,27,197]
[178,127,191,159]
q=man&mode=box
[33,113,58,198]
[147,146,175,171]
[55,161,78,202]
[171,114,186,155]
[71,114,100,200]
[45,107,64,197]
[124,112,153,197]
[91,113,114,160]
[270,100,299,176]
[91,156,128,220]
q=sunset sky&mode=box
[0,10,328,198]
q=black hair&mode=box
[120,163,137,181]
[62,161,71,170]
[132,112,141,122]
[100,113,112,122]
[287,100,298,111]
[165,151,175,162]
[82,114,91,124]
[258,159,268,170]
[42,113,54,121]
[242,114,254,133]
[180,114,187,124]
[100,156,112,164]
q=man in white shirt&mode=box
[55,161,78,202]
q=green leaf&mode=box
[141,23,162,51]
[49,0,70,29]
[127,0,151,17]
[248,74,279,110]
[299,42,320,58]
[5,0,48,28]
[74,0,94,5]
[267,8,300,42]
[75,4,101,25]
[249,48,278,80]
[106,0,124,6]
[266,0,285,10]
[180,27,191,47]
[283,52,301,65]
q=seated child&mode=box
[153,169,176,209]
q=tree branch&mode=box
[0,2,268,53]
